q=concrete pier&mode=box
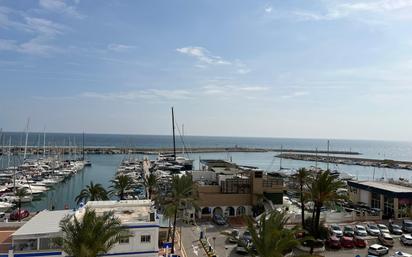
[277,153,412,170]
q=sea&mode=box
[1,132,412,211]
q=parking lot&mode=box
[182,220,412,257]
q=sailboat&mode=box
[155,107,193,171]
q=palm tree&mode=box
[307,170,345,238]
[240,210,300,257]
[110,175,135,200]
[294,168,311,228]
[143,173,159,200]
[58,207,130,257]
[164,175,196,253]
[163,203,177,242]
[15,187,29,221]
[75,182,109,205]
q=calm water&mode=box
[1,132,412,211]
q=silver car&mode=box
[368,244,389,256]
[355,224,368,236]
[367,224,381,236]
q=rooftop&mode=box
[13,210,71,237]
[350,180,412,193]
[84,200,155,224]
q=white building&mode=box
[9,200,159,257]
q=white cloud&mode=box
[176,46,231,65]
[0,7,67,56]
[0,39,17,51]
[25,17,65,36]
[202,85,269,95]
[107,43,135,52]
[281,91,309,99]
[81,89,193,101]
[237,68,251,74]
[292,0,412,21]
[39,0,84,19]
[265,6,273,13]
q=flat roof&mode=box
[13,210,71,237]
[348,180,412,198]
[84,200,154,224]
[351,181,412,193]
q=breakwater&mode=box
[272,149,360,155]
[277,153,412,170]
[0,147,362,156]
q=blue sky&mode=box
[1,0,412,140]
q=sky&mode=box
[1,0,412,141]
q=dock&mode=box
[276,153,412,170]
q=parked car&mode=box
[236,239,250,254]
[326,235,341,249]
[354,235,367,248]
[368,244,389,256]
[0,212,5,222]
[343,225,355,237]
[378,233,394,247]
[401,234,412,246]
[389,223,403,235]
[367,224,382,236]
[355,225,368,237]
[403,220,412,233]
[330,224,343,237]
[228,229,240,243]
[340,236,355,248]
[213,214,227,225]
[242,231,252,242]
[9,209,29,221]
[378,224,390,234]
[390,251,412,257]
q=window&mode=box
[141,235,151,243]
[119,237,129,244]
[371,192,380,209]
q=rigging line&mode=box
[174,120,192,159]
[265,156,276,174]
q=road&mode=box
[180,222,208,257]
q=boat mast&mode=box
[82,131,85,161]
[326,140,330,171]
[23,118,30,160]
[279,144,283,170]
[43,126,46,157]
[171,107,176,160]
[7,137,11,168]
[0,128,3,169]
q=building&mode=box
[192,160,285,219]
[348,180,412,219]
[8,200,159,257]
[12,210,70,254]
